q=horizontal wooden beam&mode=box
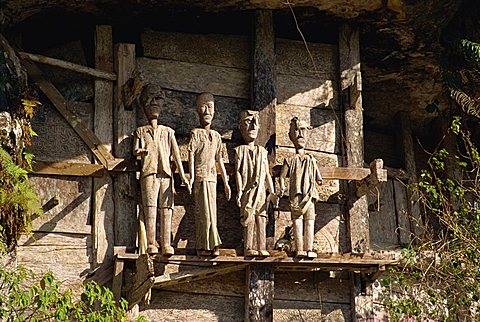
[32,161,106,177]
[31,159,385,182]
[19,51,117,81]
[22,60,115,167]
[116,250,397,271]
[154,264,247,289]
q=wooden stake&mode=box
[92,25,115,266]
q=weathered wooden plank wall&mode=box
[19,42,94,291]
[140,270,351,321]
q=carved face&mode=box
[289,118,308,149]
[196,97,215,127]
[239,110,259,143]
[141,84,166,121]
[144,94,165,120]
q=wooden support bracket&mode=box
[356,159,388,197]
[154,264,247,289]
[22,60,115,167]
[124,254,155,310]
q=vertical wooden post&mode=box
[339,24,369,254]
[253,9,277,249]
[244,11,276,321]
[114,43,137,247]
[111,255,124,301]
[339,24,373,321]
[395,111,423,240]
[252,10,276,158]
[245,264,274,322]
[92,25,115,266]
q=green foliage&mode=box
[384,117,480,321]
[0,265,130,322]
[0,147,43,252]
[442,38,480,119]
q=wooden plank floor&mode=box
[116,248,397,272]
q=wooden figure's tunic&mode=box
[234,144,269,226]
[134,124,176,209]
[188,128,223,250]
[283,154,321,219]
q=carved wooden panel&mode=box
[30,102,93,163]
[142,30,250,70]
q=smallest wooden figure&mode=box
[279,117,323,258]
[235,110,276,257]
[134,84,190,255]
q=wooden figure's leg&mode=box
[144,206,158,254]
[245,221,258,256]
[256,215,269,256]
[305,219,317,258]
[293,217,306,257]
[160,208,174,256]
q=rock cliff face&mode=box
[0,0,474,134]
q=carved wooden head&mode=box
[140,84,165,120]
[196,92,215,127]
[238,110,259,143]
[288,117,309,149]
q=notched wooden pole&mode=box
[245,264,274,322]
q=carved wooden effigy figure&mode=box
[134,84,191,255]
[279,117,323,258]
[188,93,231,256]
[234,110,276,257]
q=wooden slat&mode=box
[32,161,105,177]
[17,245,91,264]
[142,290,243,321]
[274,301,350,322]
[142,30,249,70]
[146,253,397,269]
[29,175,92,234]
[395,111,423,237]
[114,43,137,247]
[19,51,116,80]
[92,25,115,266]
[19,233,91,247]
[22,60,115,167]
[275,38,337,79]
[277,74,337,109]
[368,181,398,249]
[137,57,249,99]
[393,180,412,245]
